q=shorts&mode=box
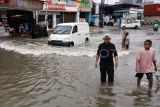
[125,44,129,49]
[135,73,153,81]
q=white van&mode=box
[48,22,90,47]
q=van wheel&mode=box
[85,38,89,43]
[70,42,74,47]
[67,42,74,47]
[135,26,138,29]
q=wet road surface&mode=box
[0,26,160,107]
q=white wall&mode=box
[53,13,57,28]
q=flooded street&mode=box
[0,26,160,107]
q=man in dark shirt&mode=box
[95,36,118,84]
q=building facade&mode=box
[39,0,92,29]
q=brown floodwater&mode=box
[0,27,160,107]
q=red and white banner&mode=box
[47,0,65,10]
[48,3,65,10]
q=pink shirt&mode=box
[136,48,156,73]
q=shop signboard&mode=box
[9,0,43,10]
[47,0,65,10]
[81,0,91,7]
[47,3,65,10]
[79,0,92,12]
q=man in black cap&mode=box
[95,35,118,84]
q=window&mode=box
[53,26,72,34]
[72,26,77,34]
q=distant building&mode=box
[39,0,92,28]
[101,0,144,27]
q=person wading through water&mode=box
[123,32,130,50]
[136,40,157,92]
[95,35,118,85]
[121,27,127,49]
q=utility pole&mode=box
[99,0,104,28]
[44,1,48,31]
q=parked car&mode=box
[121,20,141,29]
[104,16,115,26]
[48,22,90,47]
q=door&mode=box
[72,25,80,45]
[78,24,86,43]
[125,22,132,28]
[64,13,76,23]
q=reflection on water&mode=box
[125,89,157,107]
[96,85,116,107]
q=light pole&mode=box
[99,0,104,28]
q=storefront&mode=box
[7,10,33,33]
[0,0,43,34]
[64,1,78,23]
[39,0,78,29]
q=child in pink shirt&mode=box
[136,40,157,92]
